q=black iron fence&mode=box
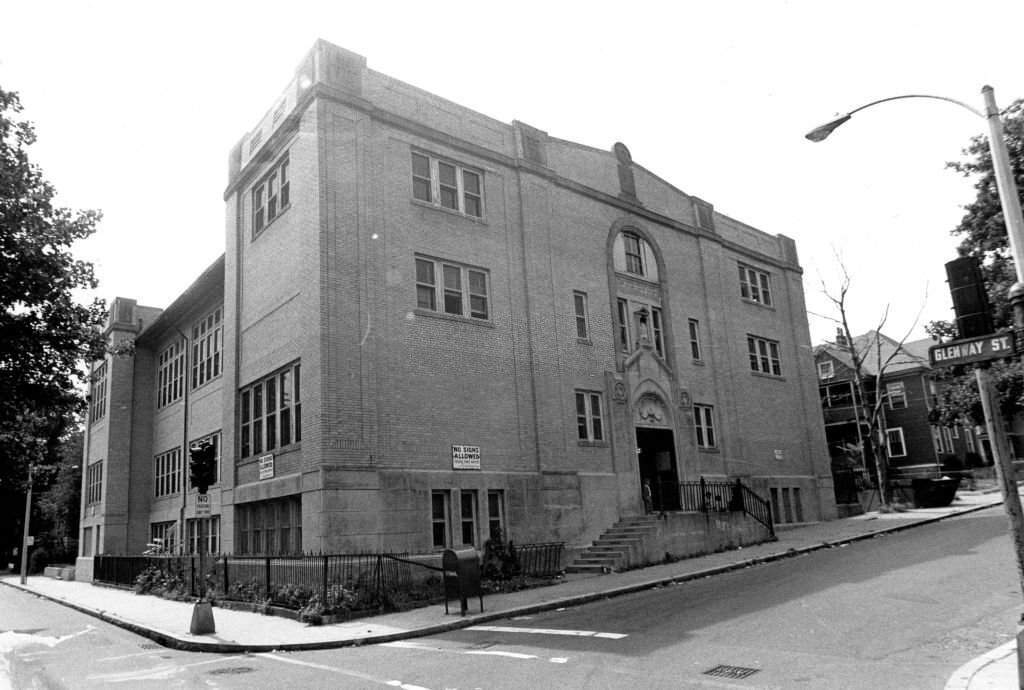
[94,541,565,613]
[678,477,774,537]
[514,542,563,577]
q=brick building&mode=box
[78,40,835,568]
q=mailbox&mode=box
[442,548,483,615]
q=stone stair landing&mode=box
[566,515,662,574]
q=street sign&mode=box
[929,332,1016,367]
[196,493,211,515]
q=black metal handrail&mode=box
[678,477,774,537]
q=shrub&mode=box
[481,530,520,580]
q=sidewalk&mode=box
[0,490,1016,688]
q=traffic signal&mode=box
[189,440,216,494]
[945,256,994,339]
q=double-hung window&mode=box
[252,154,290,237]
[239,363,301,460]
[154,447,182,498]
[431,491,451,549]
[886,427,907,457]
[886,381,907,409]
[576,390,605,442]
[573,291,589,340]
[688,319,702,361]
[747,335,782,376]
[739,264,773,306]
[85,460,103,505]
[460,491,478,546]
[90,362,108,423]
[157,339,186,408]
[487,490,505,540]
[415,257,489,320]
[192,307,222,388]
[693,404,717,449]
[411,151,483,217]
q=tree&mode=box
[818,261,925,507]
[0,87,106,566]
[929,98,1024,424]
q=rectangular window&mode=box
[238,363,301,460]
[575,390,605,442]
[965,427,976,452]
[414,256,489,321]
[410,151,484,218]
[154,447,182,498]
[85,460,103,505]
[157,339,186,408]
[431,490,450,549]
[818,361,834,379]
[886,427,907,457]
[149,521,177,553]
[693,404,717,449]
[573,291,589,340]
[887,381,907,409]
[234,496,301,555]
[748,335,782,376]
[616,299,631,352]
[931,425,943,454]
[688,319,702,361]
[487,490,505,541]
[191,307,223,388]
[739,264,773,306]
[187,516,220,554]
[460,490,478,546]
[651,307,665,357]
[89,361,108,423]
[942,427,954,453]
[252,153,291,237]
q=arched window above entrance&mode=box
[612,230,660,282]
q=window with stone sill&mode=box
[252,153,290,238]
[412,151,483,218]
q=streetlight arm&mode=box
[805,93,985,142]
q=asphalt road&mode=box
[2,506,1020,689]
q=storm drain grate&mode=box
[208,667,255,676]
[139,643,161,650]
[704,664,761,680]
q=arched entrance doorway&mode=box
[636,427,679,511]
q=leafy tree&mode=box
[929,98,1024,425]
[0,87,106,567]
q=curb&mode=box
[945,639,1017,690]
[1,497,1003,653]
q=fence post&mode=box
[322,554,329,606]
[376,555,385,612]
[265,556,271,602]
[223,555,229,598]
[700,477,708,514]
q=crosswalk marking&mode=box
[466,625,627,639]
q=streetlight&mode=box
[807,85,1024,685]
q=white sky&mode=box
[2,0,1022,347]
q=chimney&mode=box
[835,327,848,348]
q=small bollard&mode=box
[189,600,216,635]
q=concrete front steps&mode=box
[566,515,663,574]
